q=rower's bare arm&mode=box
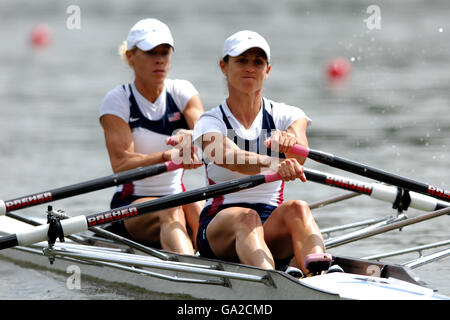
[167,94,204,149]
[199,132,274,175]
[100,114,167,173]
[183,94,204,129]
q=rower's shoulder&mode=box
[164,78,198,92]
[102,84,130,101]
[263,97,296,111]
[102,84,128,101]
[199,104,223,120]
[193,104,228,140]
[263,97,312,127]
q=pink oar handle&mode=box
[265,139,310,157]
[263,165,305,183]
[165,137,184,171]
[264,172,281,183]
[165,161,184,171]
[288,144,310,157]
[167,136,177,146]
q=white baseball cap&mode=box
[222,30,271,62]
[126,18,174,51]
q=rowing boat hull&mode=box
[0,216,447,300]
[0,244,340,300]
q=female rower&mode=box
[193,30,331,274]
[99,19,204,255]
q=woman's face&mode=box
[220,47,271,94]
[127,44,172,86]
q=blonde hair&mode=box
[118,41,136,67]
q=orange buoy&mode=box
[327,57,351,80]
[30,24,52,48]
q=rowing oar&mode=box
[268,141,450,204]
[304,168,449,211]
[0,161,183,216]
[168,136,448,210]
[0,171,284,250]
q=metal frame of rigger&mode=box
[1,209,449,300]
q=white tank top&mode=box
[99,79,198,196]
[193,98,311,207]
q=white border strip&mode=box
[0,200,6,216]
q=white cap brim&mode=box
[222,30,270,61]
[134,37,174,51]
[226,42,269,59]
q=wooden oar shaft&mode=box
[0,161,182,214]
[289,144,450,203]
